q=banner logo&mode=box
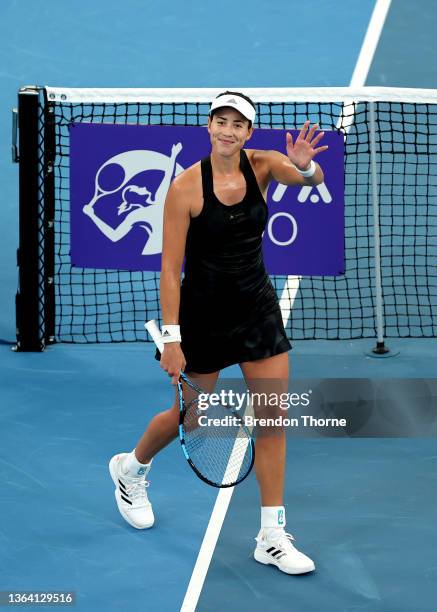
[297,183,332,204]
[82,144,183,255]
[272,182,333,204]
[70,124,344,274]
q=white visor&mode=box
[209,94,256,123]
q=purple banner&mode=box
[70,123,344,275]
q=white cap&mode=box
[209,93,256,123]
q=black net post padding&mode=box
[43,90,56,346]
[14,87,45,351]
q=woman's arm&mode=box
[263,121,328,187]
[160,178,191,325]
[265,150,324,186]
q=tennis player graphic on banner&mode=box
[70,123,344,275]
[82,143,183,255]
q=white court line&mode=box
[180,487,234,612]
[350,0,392,87]
[181,419,253,612]
[180,3,392,611]
[278,0,392,321]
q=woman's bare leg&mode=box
[134,370,220,464]
[239,352,289,506]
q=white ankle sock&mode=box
[122,450,152,477]
[261,506,286,529]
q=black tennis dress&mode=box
[157,149,291,374]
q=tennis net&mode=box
[13,86,437,350]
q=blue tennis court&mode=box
[1,1,437,610]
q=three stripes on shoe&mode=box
[266,546,286,560]
[118,478,132,505]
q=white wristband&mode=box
[161,324,182,344]
[295,160,316,177]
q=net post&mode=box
[14,87,45,352]
[43,89,56,346]
[368,101,389,355]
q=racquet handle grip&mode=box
[145,319,164,353]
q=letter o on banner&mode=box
[267,212,298,246]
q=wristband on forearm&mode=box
[161,324,182,344]
[295,160,316,177]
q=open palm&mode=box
[286,121,328,170]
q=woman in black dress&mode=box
[110,91,328,574]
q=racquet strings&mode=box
[182,386,254,487]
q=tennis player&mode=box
[110,91,328,575]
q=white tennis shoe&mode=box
[254,528,315,574]
[109,453,154,529]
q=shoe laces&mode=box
[256,528,296,552]
[275,531,296,552]
[122,474,150,506]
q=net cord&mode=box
[44,86,437,105]
[369,101,385,345]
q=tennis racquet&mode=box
[145,319,255,488]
